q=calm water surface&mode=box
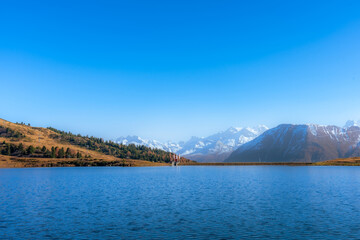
[1,166,360,239]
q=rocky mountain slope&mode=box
[225,122,360,163]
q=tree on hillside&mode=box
[65,148,72,158]
[18,143,24,154]
[51,147,56,158]
[44,150,52,158]
[58,147,65,158]
[27,145,35,155]
[2,144,11,155]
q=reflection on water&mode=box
[1,166,360,239]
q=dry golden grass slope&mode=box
[313,157,360,166]
[0,118,168,168]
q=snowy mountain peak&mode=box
[189,136,203,141]
[116,135,144,145]
[256,124,269,129]
[247,125,269,135]
[225,127,243,134]
[344,120,360,129]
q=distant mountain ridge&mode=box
[115,136,183,153]
[225,122,360,163]
[176,125,268,162]
[115,125,268,162]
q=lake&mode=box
[1,166,360,239]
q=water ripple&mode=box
[1,166,360,239]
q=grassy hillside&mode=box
[0,118,190,168]
[313,157,360,166]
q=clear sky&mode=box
[1,0,360,141]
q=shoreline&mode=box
[1,155,360,168]
[181,162,312,166]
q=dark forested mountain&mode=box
[225,124,360,163]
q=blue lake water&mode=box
[1,166,360,239]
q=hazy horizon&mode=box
[2,1,360,141]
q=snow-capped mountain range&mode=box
[116,120,360,163]
[115,135,183,153]
[115,125,269,162]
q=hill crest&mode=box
[0,118,190,167]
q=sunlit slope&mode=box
[0,118,172,167]
[314,157,360,166]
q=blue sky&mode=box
[1,0,360,141]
